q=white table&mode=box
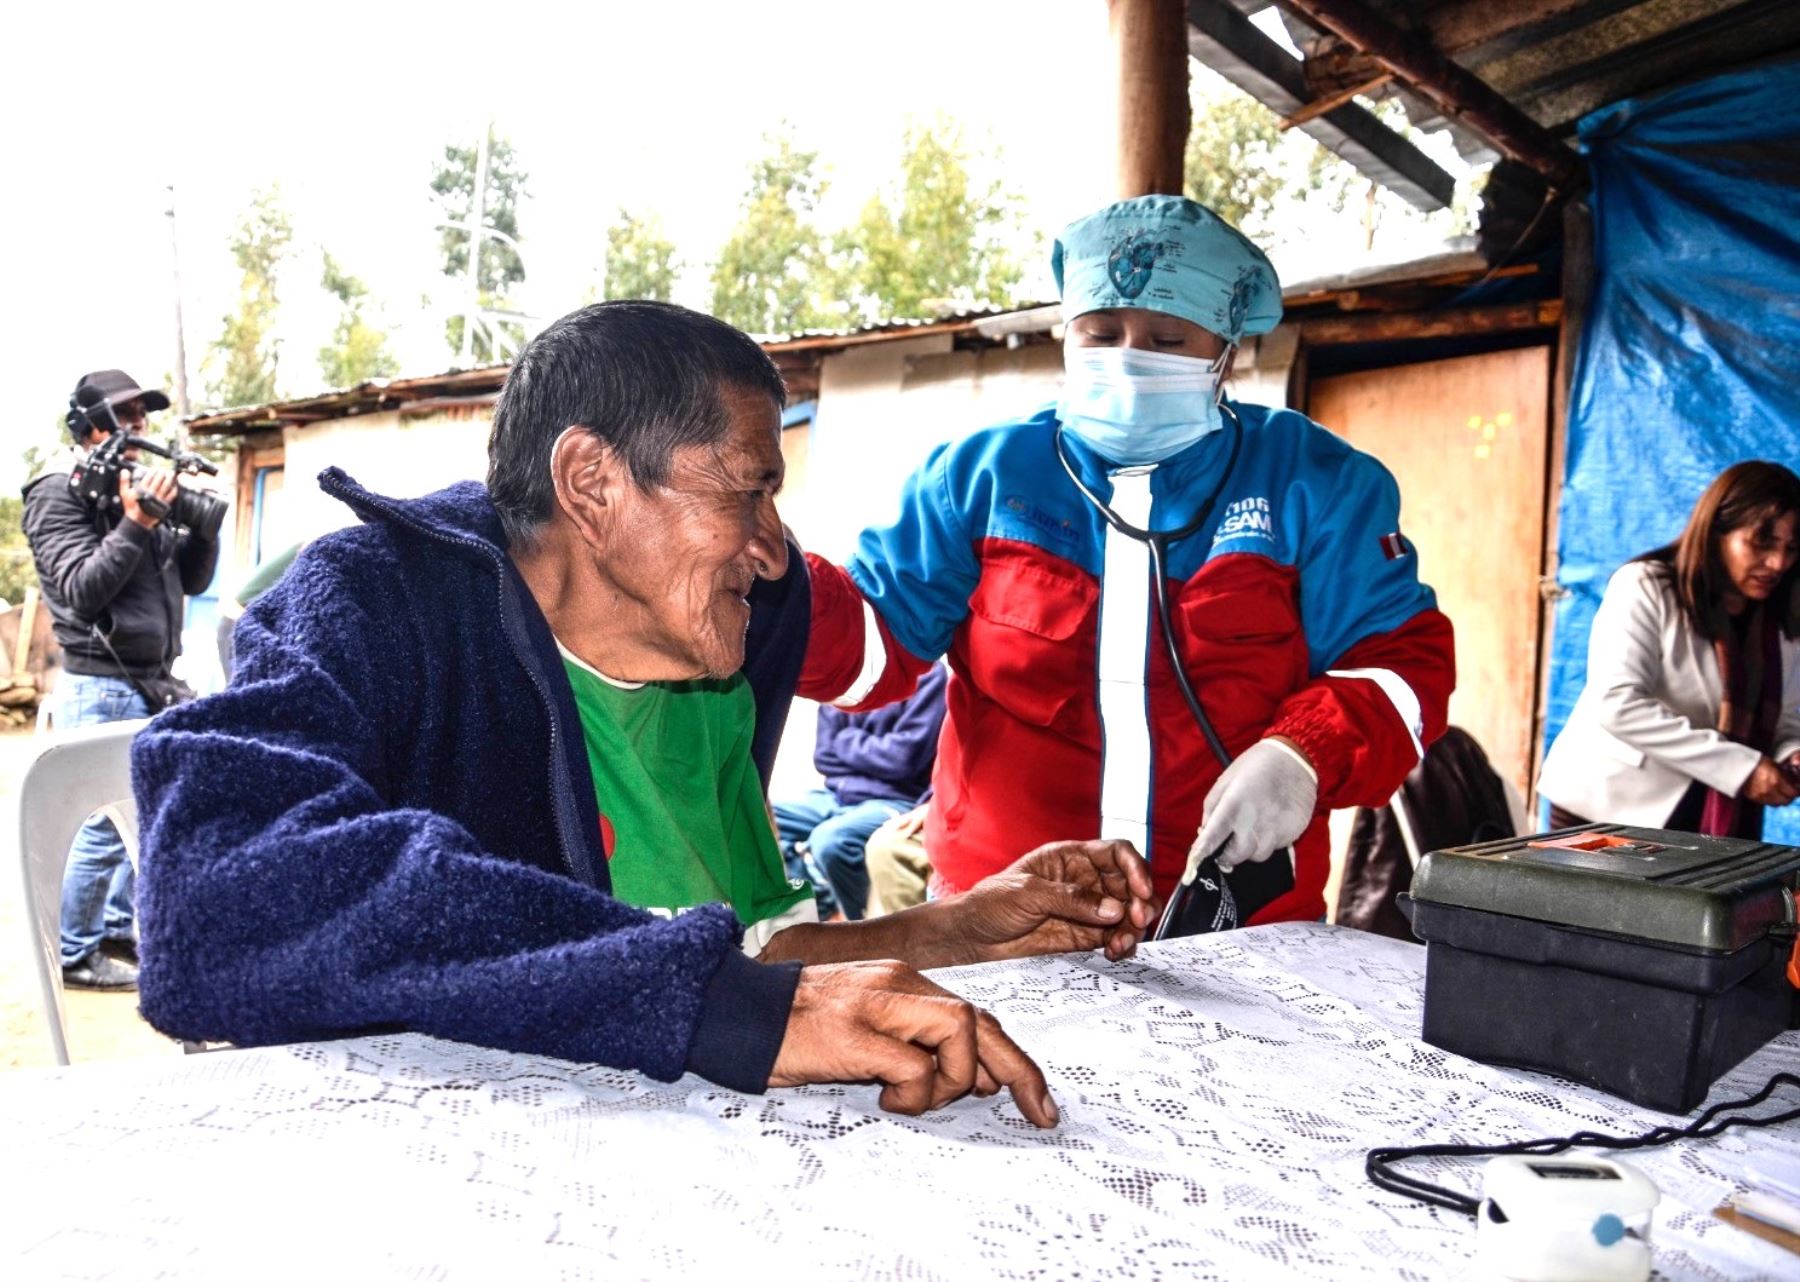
[3,924,1796,1280]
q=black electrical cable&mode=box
[1366,1072,1800,1216]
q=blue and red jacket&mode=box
[800,401,1455,922]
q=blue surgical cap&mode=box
[1052,195,1283,342]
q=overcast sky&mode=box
[3,1,1466,486]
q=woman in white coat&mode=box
[1539,461,1800,839]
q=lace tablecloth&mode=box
[3,924,1796,1280]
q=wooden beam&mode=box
[1111,0,1191,196]
[1280,72,1391,130]
[1275,0,1584,192]
[1186,0,1455,210]
[1299,299,1562,345]
[1530,198,1592,806]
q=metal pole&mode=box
[459,125,491,368]
[165,185,192,418]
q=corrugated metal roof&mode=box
[187,250,1549,436]
[1228,0,1796,153]
[186,308,1033,435]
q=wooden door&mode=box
[1310,346,1551,799]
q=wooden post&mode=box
[1111,0,1190,197]
[1527,199,1593,812]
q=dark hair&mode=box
[486,300,787,547]
[1635,460,1800,641]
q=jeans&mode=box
[55,673,152,967]
[773,789,908,921]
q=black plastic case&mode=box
[1401,824,1800,1113]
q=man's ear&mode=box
[549,426,629,550]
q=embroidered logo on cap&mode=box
[1106,232,1162,299]
[1227,268,1257,338]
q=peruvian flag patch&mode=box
[1380,532,1407,560]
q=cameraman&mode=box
[22,369,220,991]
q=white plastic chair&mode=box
[15,717,150,1065]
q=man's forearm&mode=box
[757,900,979,971]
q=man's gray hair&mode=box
[486,301,787,547]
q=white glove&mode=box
[1184,738,1318,883]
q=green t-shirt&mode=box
[561,652,810,929]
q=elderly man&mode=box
[133,301,1155,1127]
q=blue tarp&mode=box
[1547,58,1800,839]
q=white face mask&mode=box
[1056,345,1231,465]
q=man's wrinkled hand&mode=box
[768,959,1058,1128]
[951,839,1157,964]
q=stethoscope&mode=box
[1053,404,1284,941]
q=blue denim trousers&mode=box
[55,672,152,967]
[773,788,909,921]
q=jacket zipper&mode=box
[318,473,593,887]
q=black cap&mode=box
[73,369,172,417]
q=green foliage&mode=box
[432,130,527,288]
[604,210,680,302]
[837,117,1026,323]
[1,423,75,606]
[318,253,399,389]
[0,495,36,606]
[207,187,293,409]
[710,128,844,335]
[433,129,528,362]
[1184,77,1482,254]
[1184,93,1290,236]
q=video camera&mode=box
[68,431,228,544]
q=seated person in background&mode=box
[1539,461,1800,838]
[133,301,1156,1128]
[776,663,946,919]
[866,802,932,917]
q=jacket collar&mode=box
[319,467,608,892]
[319,468,509,557]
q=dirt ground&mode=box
[0,726,180,1071]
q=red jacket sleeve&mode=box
[1267,607,1456,809]
[797,553,934,710]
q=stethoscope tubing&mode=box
[1052,410,1289,941]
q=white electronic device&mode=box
[1475,1155,1660,1282]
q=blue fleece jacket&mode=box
[130,470,808,1092]
[814,662,947,805]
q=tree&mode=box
[432,129,528,362]
[838,117,1027,323]
[318,253,399,389]
[207,187,292,409]
[1185,73,1479,255]
[1183,92,1291,236]
[0,495,35,606]
[710,129,843,335]
[603,209,679,302]
[0,424,77,605]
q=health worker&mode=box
[799,195,1456,930]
